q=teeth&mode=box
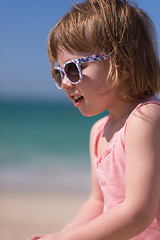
[74,96,81,100]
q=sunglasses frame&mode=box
[53,53,109,89]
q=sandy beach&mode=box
[0,190,88,240]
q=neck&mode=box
[108,99,141,123]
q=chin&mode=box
[79,108,103,117]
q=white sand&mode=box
[0,190,88,240]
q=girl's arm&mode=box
[56,104,160,240]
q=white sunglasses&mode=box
[53,53,109,89]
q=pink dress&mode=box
[93,96,160,239]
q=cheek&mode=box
[79,63,112,95]
[84,75,109,96]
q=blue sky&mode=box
[0,0,160,102]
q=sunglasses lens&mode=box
[53,69,62,87]
[65,62,80,83]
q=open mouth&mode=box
[72,95,84,107]
[73,96,84,102]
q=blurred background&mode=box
[0,0,160,239]
[0,0,96,194]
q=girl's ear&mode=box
[122,70,130,81]
[121,64,130,81]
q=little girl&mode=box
[30,0,160,239]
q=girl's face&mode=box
[56,49,120,117]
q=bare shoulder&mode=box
[126,102,160,136]
[89,115,109,159]
[125,102,160,166]
[90,115,109,141]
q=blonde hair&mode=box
[47,0,160,100]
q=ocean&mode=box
[0,100,108,193]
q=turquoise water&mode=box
[0,100,108,191]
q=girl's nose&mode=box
[61,75,73,89]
